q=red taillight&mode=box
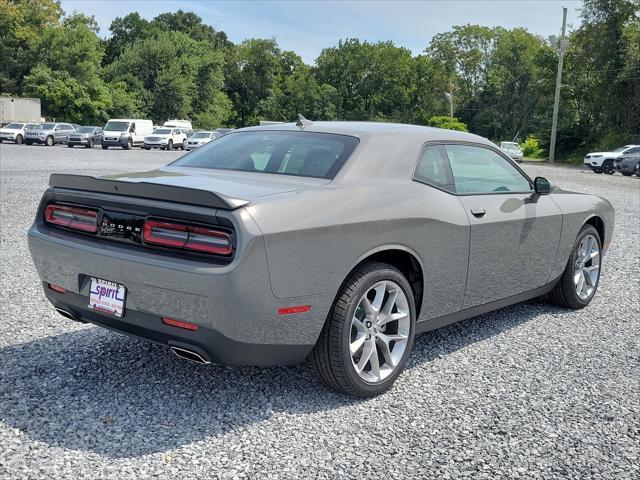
[48,283,66,293]
[45,204,98,233]
[162,317,199,331]
[143,220,232,255]
[278,305,311,315]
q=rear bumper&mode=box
[28,217,333,363]
[44,284,312,365]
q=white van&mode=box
[101,119,154,150]
[163,119,192,130]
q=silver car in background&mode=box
[28,121,614,396]
[185,131,221,150]
[499,141,524,161]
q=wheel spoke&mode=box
[350,334,366,355]
[576,272,585,294]
[371,282,386,312]
[352,317,367,334]
[368,343,381,379]
[381,287,398,315]
[355,338,375,373]
[378,310,408,327]
[376,335,395,367]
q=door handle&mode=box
[470,207,486,217]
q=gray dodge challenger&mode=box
[28,121,614,396]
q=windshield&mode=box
[153,129,171,134]
[39,123,55,130]
[104,121,130,131]
[172,131,359,179]
[76,127,94,133]
[501,142,519,148]
[192,132,211,139]
[614,145,632,152]
[5,122,24,129]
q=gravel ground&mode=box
[0,143,638,479]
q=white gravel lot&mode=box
[0,143,638,479]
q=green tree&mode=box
[108,29,230,126]
[427,116,468,131]
[0,0,63,93]
[224,38,281,126]
[315,39,414,121]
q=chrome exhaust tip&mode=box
[170,346,210,364]
[55,307,78,321]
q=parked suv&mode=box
[143,127,187,150]
[0,122,40,144]
[24,123,75,146]
[68,126,103,148]
[584,145,640,174]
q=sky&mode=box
[61,0,583,63]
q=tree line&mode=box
[1,0,638,159]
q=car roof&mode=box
[240,121,488,144]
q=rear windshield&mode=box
[500,142,519,148]
[105,121,130,131]
[172,131,359,179]
[192,132,211,138]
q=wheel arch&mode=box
[584,214,605,244]
[344,246,424,317]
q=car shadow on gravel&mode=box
[0,298,561,458]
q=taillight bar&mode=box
[44,204,98,233]
[143,220,232,255]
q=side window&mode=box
[445,144,532,194]
[414,145,455,192]
[129,123,135,133]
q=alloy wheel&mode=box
[350,280,410,383]
[573,234,600,300]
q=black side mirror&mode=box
[534,176,551,195]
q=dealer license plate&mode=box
[89,277,126,317]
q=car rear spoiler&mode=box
[48,174,250,210]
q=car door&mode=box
[54,125,64,142]
[443,143,563,309]
[412,144,470,318]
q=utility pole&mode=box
[549,6,568,163]
[444,80,455,118]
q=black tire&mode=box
[549,224,602,309]
[0,139,3,143]
[167,140,173,151]
[124,139,132,150]
[67,143,73,148]
[603,160,615,175]
[311,261,416,397]
[45,136,54,147]
[593,168,603,174]
[101,144,108,150]
[621,172,633,176]
[86,138,94,148]
[144,146,151,150]
[15,134,23,145]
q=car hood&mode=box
[101,166,330,204]
[587,151,621,157]
[0,128,18,133]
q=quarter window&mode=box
[414,145,455,192]
[445,144,531,194]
